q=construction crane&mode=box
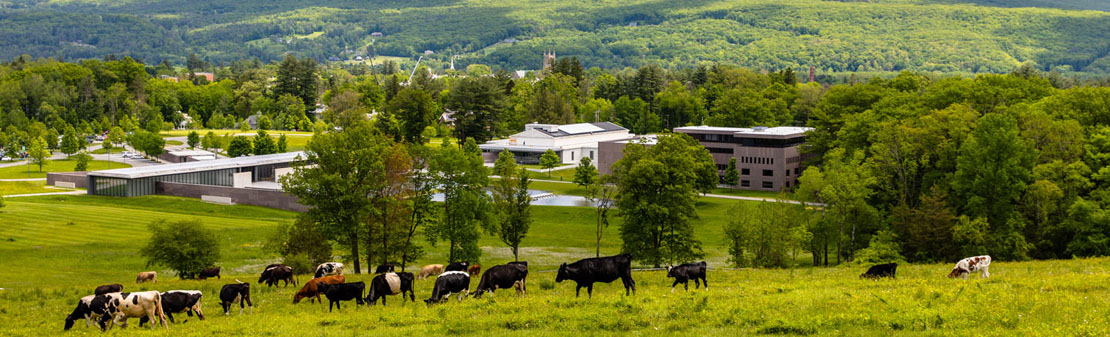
[406,55,424,85]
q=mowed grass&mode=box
[159,129,314,137]
[0,181,71,196]
[0,159,129,179]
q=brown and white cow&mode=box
[948,255,992,279]
[417,264,444,280]
[136,271,157,284]
[293,275,346,304]
[98,291,169,330]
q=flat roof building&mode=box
[674,125,812,191]
[480,122,631,165]
[88,152,304,197]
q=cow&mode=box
[94,284,122,296]
[417,264,444,280]
[64,294,113,330]
[445,262,469,272]
[219,282,253,315]
[468,264,482,276]
[97,291,169,330]
[473,262,528,298]
[374,263,397,274]
[316,282,366,312]
[314,262,344,278]
[140,290,204,327]
[861,263,898,279]
[365,272,415,305]
[424,271,471,304]
[666,261,708,292]
[293,275,346,304]
[556,254,636,298]
[948,255,992,279]
[198,267,221,280]
[136,271,157,284]
[258,264,296,287]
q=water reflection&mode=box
[431,189,597,207]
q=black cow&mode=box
[94,284,122,296]
[198,267,221,280]
[140,290,204,326]
[374,263,397,274]
[218,283,252,315]
[861,263,898,279]
[258,264,296,287]
[556,254,636,298]
[424,271,470,304]
[445,262,469,272]
[666,262,708,292]
[314,262,344,278]
[365,272,415,305]
[473,262,528,298]
[316,281,366,312]
[64,294,113,330]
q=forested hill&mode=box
[2,0,1110,74]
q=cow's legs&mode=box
[671,279,680,293]
[702,276,708,290]
[587,285,593,298]
[575,285,582,297]
[194,302,205,320]
[222,302,230,316]
[621,276,636,295]
[981,266,990,278]
[165,311,175,324]
[245,295,253,314]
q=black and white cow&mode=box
[374,263,397,274]
[861,263,898,279]
[219,283,253,315]
[445,262,469,272]
[556,254,636,298]
[64,294,113,330]
[365,272,415,305]
[424,271,471,304]
[473,262,528,298]
[94,284,122,296]
[316,281,366,312]
[258,264,296,287]
[198,267,221,280]
[97,291,169,330]
[666,262,708,292]
[140,290,204,326]
[314,262,344,278]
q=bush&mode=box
[139,219,221,279]
[853,230,906,265]
[72,152,92,171]
[265,214,333,273]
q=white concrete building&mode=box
[480,122,631,165]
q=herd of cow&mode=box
[63,254,992,331]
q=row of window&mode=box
[736,180,799,189]
[690,133,806,148]
[716,166,801,178]
[740,156,773,165]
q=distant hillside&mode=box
[0,0,1108,74]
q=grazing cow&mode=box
[97,291,168,330]
[293,275,346,304]
[136,271,157,284]
[258,264,296,287]
[861,263,898,279]
[198,267,221,280]
[365,272,415,305]
[556,254,636,298]
[374,263,397,274]
[316,282,366,312]
[948,255,992,279]
[140,290,204,327]
[445,262,469,272]
[314,262,345,278]
[468,264,482,276]
[94,284,122,296]
[666,262,708,292]
[417,264,444,280]
[64,294,113,330]
[219,283,253,315]
[473,262,528,298]
[425,271,471,304]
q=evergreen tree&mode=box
[723,157,740,187]
[227,136,253,157]
[253,130,276,155]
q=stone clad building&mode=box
[674,125,811,191]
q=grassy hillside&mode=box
[2,0,1109,74]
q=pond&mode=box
[432,189,597,207]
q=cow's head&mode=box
[947,268,965,278]
[63,315,77,331]
[555,263,568,282]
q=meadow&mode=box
[0,159,128,179]
[0,181,72,196]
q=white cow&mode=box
[98,291,168,330]
[948,255,991,279]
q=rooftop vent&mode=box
[753,126,769,132]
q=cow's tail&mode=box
[154,293,168,329]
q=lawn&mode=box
[160,129,314,138]
[0,159,130,179]
[0,181,70,196]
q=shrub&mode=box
[265,215,333,273]
[139,219,221,279]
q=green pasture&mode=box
[160,130,315,138]
[0,159,130,179]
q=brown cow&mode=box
[136,271,157,284]
[418,264,444,280]
[468,264,482,276]
[293,275,345,304]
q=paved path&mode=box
[0,178,46,182]
[5,190,84,198]
[525,177,824,206]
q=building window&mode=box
[795,167,800,175]
[590,151,594,160]
[707,147,733,154]
[571,152,575,161]
[716,164,729,171]
[786,181,791,188]
[785,170,790,176]
[762,169,773,177]
[741,168,750,176]
[740,180,750,187]
[762,181,774,189]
